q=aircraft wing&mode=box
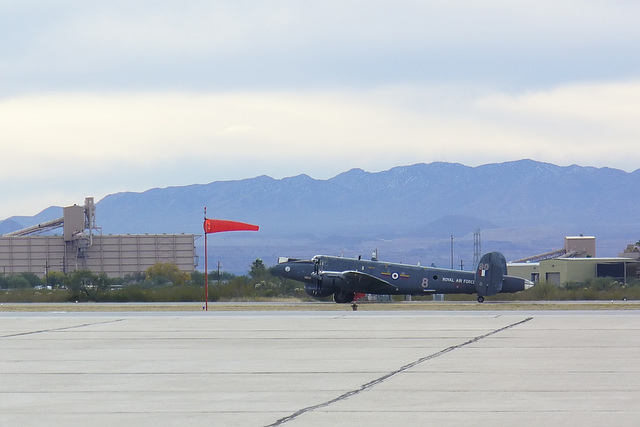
[340,271,400,294]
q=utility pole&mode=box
[450,235,454,269]
[217,261,221,287]
[44,261,49,287]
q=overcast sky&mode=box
[1,1,639,219]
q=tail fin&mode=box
[474,252,506,297]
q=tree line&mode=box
[0,259,305,303]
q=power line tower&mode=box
[473,229,482,267]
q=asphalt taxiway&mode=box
[1,307,639,426]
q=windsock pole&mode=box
[204,207,209,311]
[202,211,258,312]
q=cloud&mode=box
[475,81,640,165]
[2,1,639,221]
[1,79,640,218]
[2,79,639,179]
[479,81,640,126]
[2,1,640,94]
[33,1,639,55]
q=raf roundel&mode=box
[391,272,399,280]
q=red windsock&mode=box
[203,218,259,234]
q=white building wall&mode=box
[0,234,195,278]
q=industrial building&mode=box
[0,198,195,278]
[508,236,639,285]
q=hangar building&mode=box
[0,198,195,278]
[508,236,639,286]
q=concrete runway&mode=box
[1,308,640,426]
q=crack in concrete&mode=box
[266,317,533,426]
[0,319,125,338]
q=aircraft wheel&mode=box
[334,291,355,304]
[477,295,485,303]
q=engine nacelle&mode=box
[304,273,346,298]
[474,252,506,297]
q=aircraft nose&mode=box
[272,262,289,277]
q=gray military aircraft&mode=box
[273,251,533,303]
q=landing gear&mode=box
[477,295,485,303]
[334,291,355,304]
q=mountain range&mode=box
[2,159,639,274]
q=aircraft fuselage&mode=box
[274,254,531,302]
